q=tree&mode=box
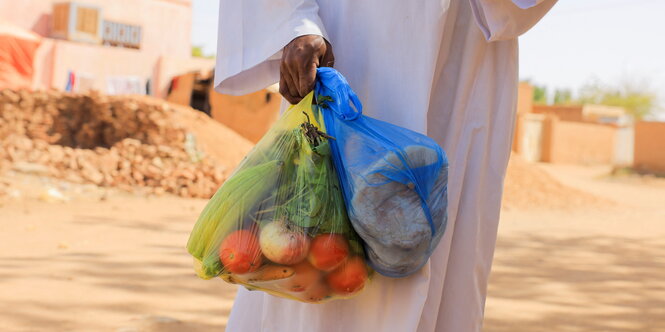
[192,45,204,57]
[577,80,658,119]
[192,46,214,58]
[533,85,548,104]
[553,89,573,105]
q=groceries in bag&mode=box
[187,92,371,303]
[315,68,449,278]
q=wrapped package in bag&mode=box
[187,92,371,303]
[315,68,449,278]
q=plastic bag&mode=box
[187,92,371,303]
[315,68,449,278]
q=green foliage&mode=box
[553,89,573,105]
[192,46,204,57]
[577,80,658,119]
[192,45,215,58]
[533,85,548,105]
[521,78,662,119]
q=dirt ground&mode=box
[1,163,664,332]
[486,164,665,332]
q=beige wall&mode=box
[209,89,282,143]
[532,105,585,122]
[634,121,665,173]
[513,83,534,153]
[0,0,192,58]
[544,118,616,165]
[516,113,545,162]
[516,82,533,115]
[165,72,195,105]
[157,56,215,98]
[513,83,626,166]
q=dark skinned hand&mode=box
[280,35,335,104]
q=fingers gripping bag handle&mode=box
[315,68,449,278]
[187,91,372,303]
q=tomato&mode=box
[326,256,368,295]
[307,233,350,271]
[219,229,263,274]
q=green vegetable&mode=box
[187,160,283,278]
[276,113,354,238]
[187,98,367,282]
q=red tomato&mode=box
[219,229,263,274]
[308,233,350,271]
[326,256,368,295]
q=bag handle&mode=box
[314,67,363,121]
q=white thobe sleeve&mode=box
[214,0,328,95]
[469,0,557,41]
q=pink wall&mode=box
[49,39,156,92]
[2,0,210,96]
[0,0,192,58]
[31,38,56,90]
[31,38,213,94]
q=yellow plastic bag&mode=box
[187,93,371,303]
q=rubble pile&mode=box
[0,89,241,198]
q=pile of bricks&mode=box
[0,89,229,198]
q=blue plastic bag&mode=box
[315,68,449,277]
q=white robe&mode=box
[214,0,556,331]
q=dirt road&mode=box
[0,164,663,331]
[0,177,233,331]
[485,165,665,332]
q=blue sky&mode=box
[192,0,665,115]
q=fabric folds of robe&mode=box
[215,0,556,331]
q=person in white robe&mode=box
[214,0,557,331]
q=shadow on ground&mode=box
[484,233,665,332]
[0,212,236,331]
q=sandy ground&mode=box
[1,164,664,331]
[0,176,230,332]
[485,164,665,332]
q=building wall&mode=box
[634,121,665,173]
[513,83,533,153]
[614,125,634,166]
[209,89,282,143]
[517,113,545,162]
[29,38,213,96]
[1,0,208,96]
[163,70,281,143]
[50,39,156,92]
[513,84,630,166]
[516,82,533,115]
[532,104,585,122]
[544,118,616,165]
[157,56,215,97]
[0,0,192,58]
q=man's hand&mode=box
[280,35,334,104]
